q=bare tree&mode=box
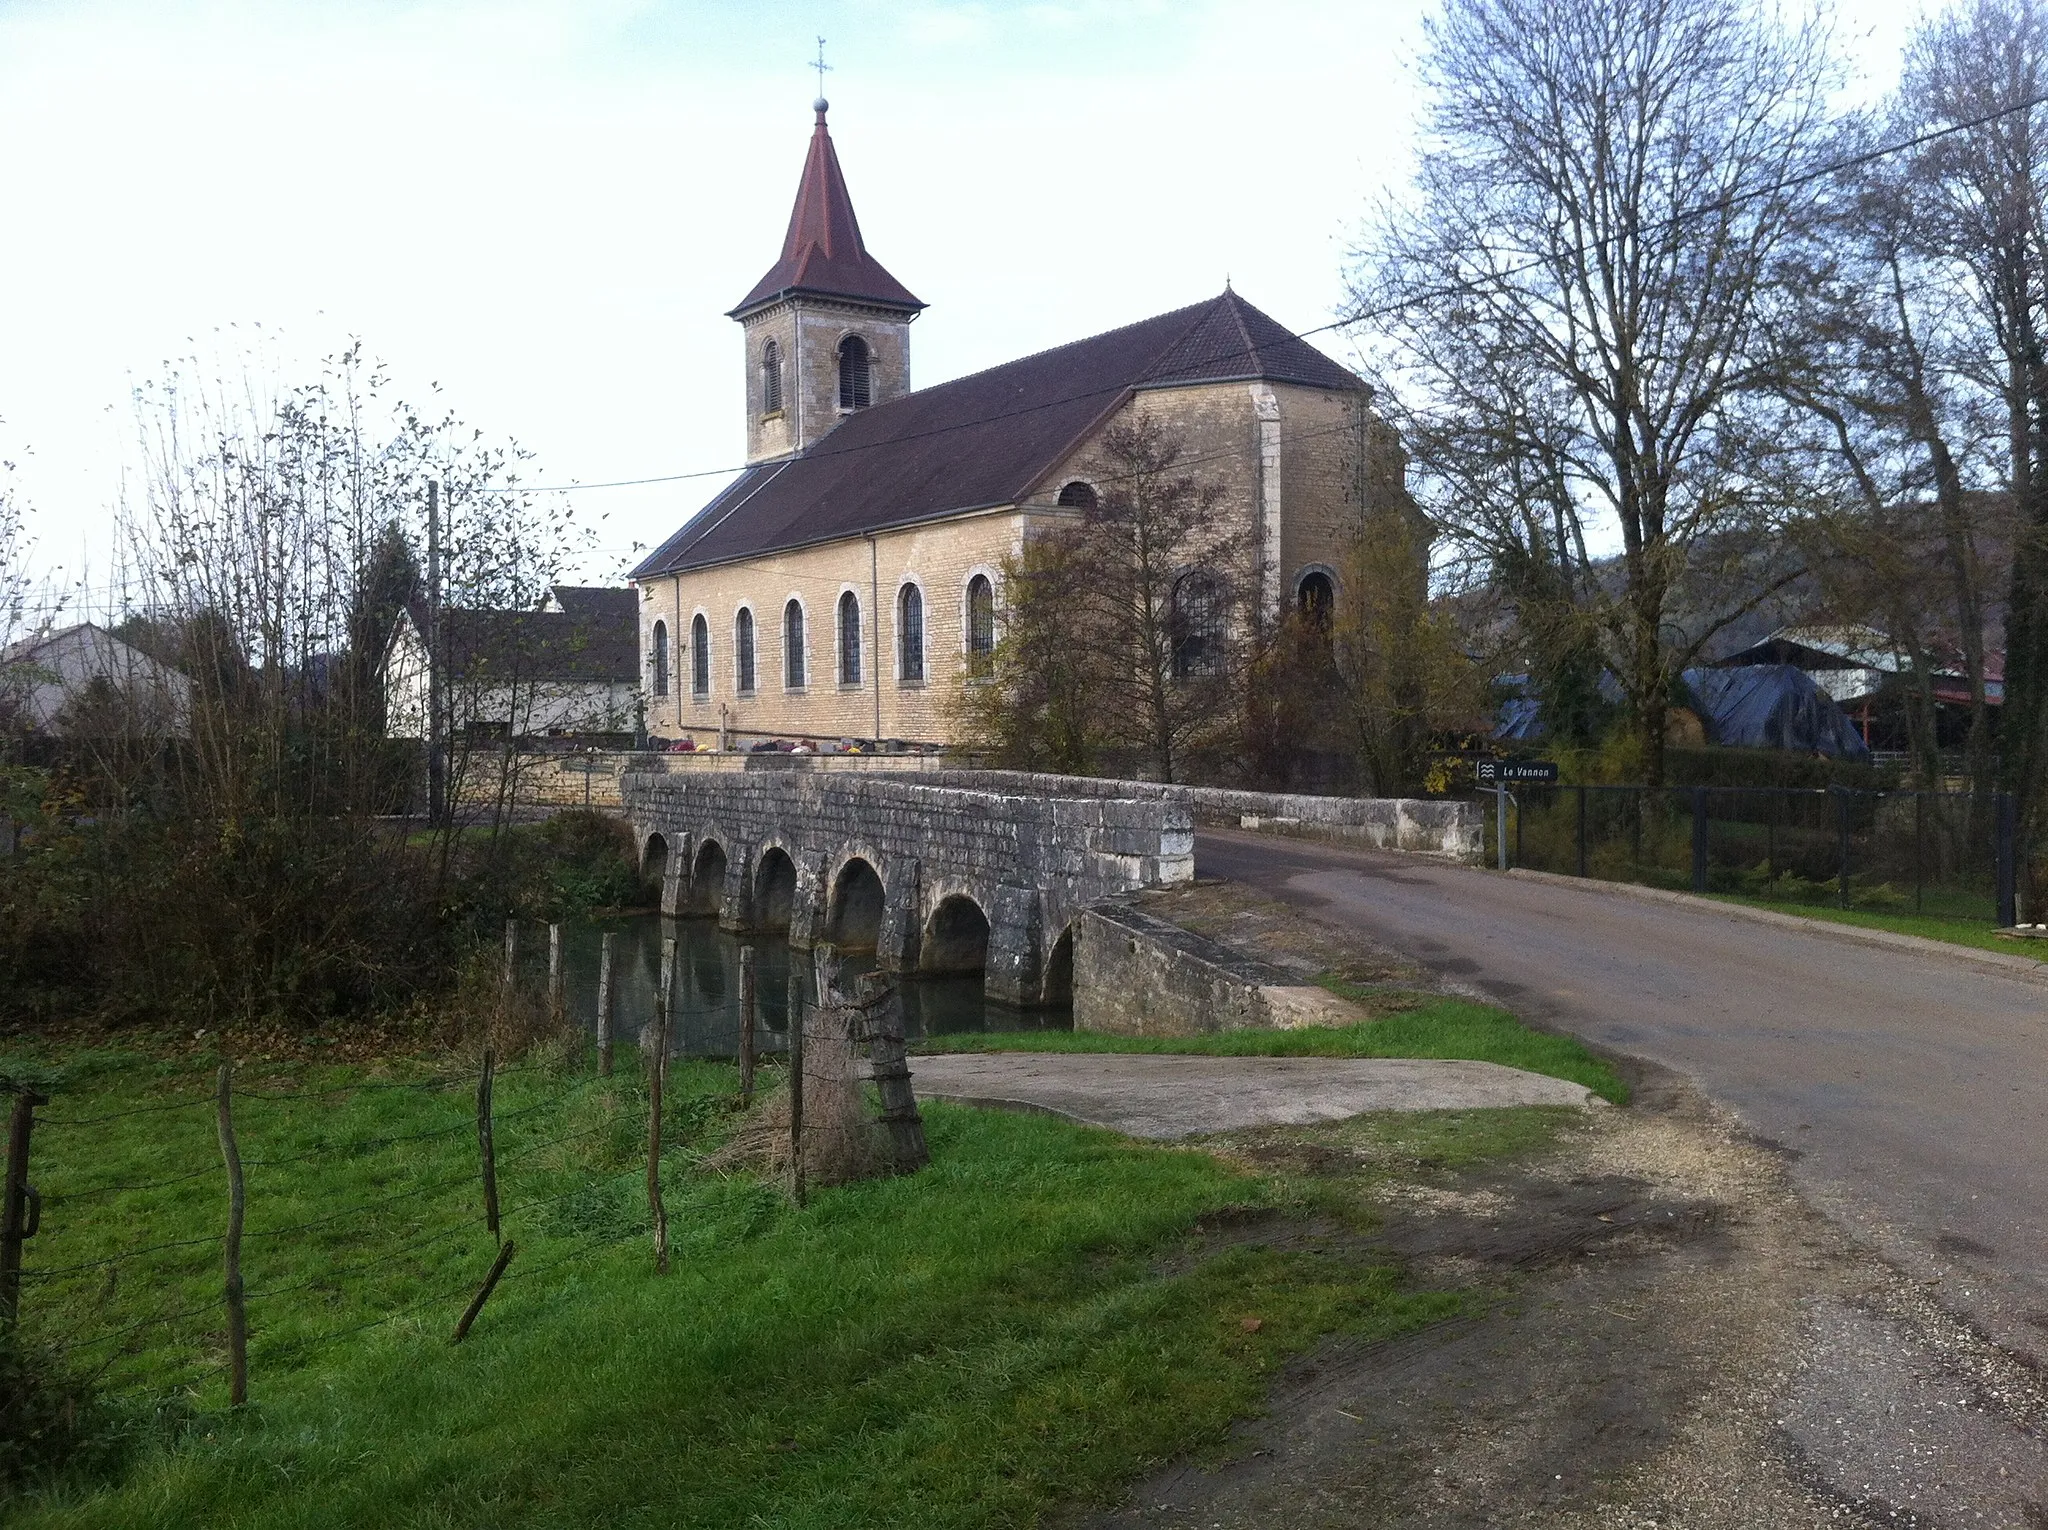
[1354,0,1833,783]
[106,344,584,1019]
[953,414,1250,783]
[1895,0,2048,887]
[0,440,32,739]
[1073,415,1250,783]
[1768,129,2001,790]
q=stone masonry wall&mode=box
[1073,903,1365,1037]
[622,769,1194,1005]
[640,506,1023,747]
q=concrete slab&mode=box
[907,1052,1593,1140]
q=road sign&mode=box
[1477,759,1560,785]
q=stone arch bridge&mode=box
[622,768,1194,1006]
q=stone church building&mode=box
[631,97,1405,748]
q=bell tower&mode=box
[729,98,925,464]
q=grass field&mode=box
[918,994,1629,1105]
[0,1043,1531,1528]
[1702,894,2046,958]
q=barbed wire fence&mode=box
[0,919,872,1411]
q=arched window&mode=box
[898,583,924,684]
[690,613,709,698]
[734,607,756,693]
[837,335,871,410]
[838,590,862,686]
[761,340,782,415]
[784,600,806,689]
[1056,480,1098,511]
[966,574,996,676]
[651,619,669,697]
[1297,569,1335,631]
[1171,571,1225,679]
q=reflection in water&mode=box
[543,913,1071,1059]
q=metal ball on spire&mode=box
[814,97,829,114]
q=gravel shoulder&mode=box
[1066,1085,2048,1527]
[1048,852,2048,1525]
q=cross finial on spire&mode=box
[811,36,832,112]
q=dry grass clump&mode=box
[700,1002,885,1187]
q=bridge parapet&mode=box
[622,770,1193,1005]
[914,771,1482,861]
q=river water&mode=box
[541,913,1071,1058]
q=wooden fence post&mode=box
[596,932,616,1077]
[648,938,673,1274]
[215,1065,247,1408]
[787,968,805,1208]
[1835,787,1852,910]
[503,920,519,992]
[1,1086,47,1331]
[477,1048,499,1242]
[451,1240,517,1343]
[547,923,565,1025]
[738,946,757,1108]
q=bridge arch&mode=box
[753,844,798,934]
[922,892,991,975]
[641,831,671,886]
[687,838,728,918]
[1042,922,1075,1005]
[623,767,1200,1001]
[827,856,885,951]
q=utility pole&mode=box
[426,479,446,824]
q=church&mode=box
[630,96,1406,749]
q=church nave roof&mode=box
[633,289,1363,580]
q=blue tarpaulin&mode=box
[1681,665,1870,760]
[1494,664,1870,760]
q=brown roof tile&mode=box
[633,290,1362,580]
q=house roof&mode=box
[729,102,925,319]
[1716,624,1904,673]
[405,604,638,685]
[544,585,638,626]
[1719,622,2007,704]
[633,289,1365,580]
[2,621,189,677]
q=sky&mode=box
[0,0,1927,611]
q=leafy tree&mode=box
[1336,506,1485,796]
[344,519,421,728]
[951,529,1106,774]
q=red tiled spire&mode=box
[728,100,925,319]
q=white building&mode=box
[0,622,192,737]
[383,587,640,742]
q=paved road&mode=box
[1198,827,2048,1355]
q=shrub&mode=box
[0,1333,113,1494]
